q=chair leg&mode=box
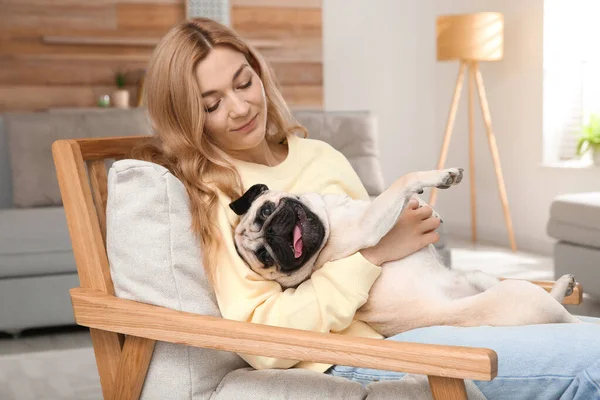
[90,328,122,400]
[468,62,477,244]
[428,376,468,400]
[430,61,467,206]
[472,62,517,252]
[111,335,156,400]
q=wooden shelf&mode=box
[42,35,282,49]
[13,53,152,62]
[43,36,159,47]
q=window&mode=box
[543,0,600,164]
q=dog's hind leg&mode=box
[549,274,577,303]
[439,279,581,327]
[462,270,501,293]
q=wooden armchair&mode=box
[52,136,583,400]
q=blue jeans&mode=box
[326,317,600,399]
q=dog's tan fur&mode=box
[234,168,581,337]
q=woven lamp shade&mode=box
[436,12,504,62]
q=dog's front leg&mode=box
[359,168,464,249]
[314,168,463,267]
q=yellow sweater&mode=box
[213,133,384,372]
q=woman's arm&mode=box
[361,198,441,265]
[212,202,381,370]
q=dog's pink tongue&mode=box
[293,224,303,258]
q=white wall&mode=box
[324,0,600,255]
[323,0,437,178]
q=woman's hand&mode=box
[360,197,441,266]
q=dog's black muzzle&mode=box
[264,198,325,273]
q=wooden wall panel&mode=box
[231,2,323,107]
[0,0,322,111]
[231,7,322,39]
[0,3,117,30]
[232,0,321,8]
[116,4,185,31]
[0,60,149,86]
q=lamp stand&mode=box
[429,60,517,252]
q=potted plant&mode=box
[576,113,600,165]
[112,71,130,109]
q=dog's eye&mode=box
[257,248,274,267]
[260,202,275,219]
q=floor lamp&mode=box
[429,12,517,252]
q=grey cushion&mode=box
[4,108,152,208]
[0,116,12,209]
[293,110,385,196]
[0,273,79,332]
[107,160,247,400]
[213,368,367,400]
[365,375,485,400]
[548,192,600,248]
[2,109,380,208]
[215,369,486,400]
[548,220,600,249]
[554,241,600,298]
[0,207,75,278]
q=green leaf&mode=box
[115,72,126,88]
[591,114,600,136]
[577,137,589,155]
[578,113,600,143]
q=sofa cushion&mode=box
[547,192,600,248]
[107,160,247,400]
[293,110,385,196]
[0,207,75,278]
[0,116,12,209]
[554,241,600,298]
[5,108,152,208]
[213,368,367,400]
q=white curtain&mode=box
[543,0,600,161]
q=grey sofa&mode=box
[0,109,152,334]
[548,192,600,299]
[0,108,450,334]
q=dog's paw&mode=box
[553,273,577,297]
[410,168,464,193]
[435,168,464,189]
[562,274,577,297]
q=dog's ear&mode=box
[229,184,269,215]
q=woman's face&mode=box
[195,46,268,152]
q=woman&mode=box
[135,18,600,399]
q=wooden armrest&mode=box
[70,287,497,381]
[499,278,583,305]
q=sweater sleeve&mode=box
[212,200,381,370]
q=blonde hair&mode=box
[132,18,305,281]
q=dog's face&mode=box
[229,184,328,288]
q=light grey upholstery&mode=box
[548,192,600,248]
[0,116,13,209]
[548,192,600,300]
[554,241,600,298]
[0,109,151,333]
[0,207,73,278]
[0,274,78,332]
[4,109,152,208]
[294,110,385,196]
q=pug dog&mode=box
[230,168,581,337]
